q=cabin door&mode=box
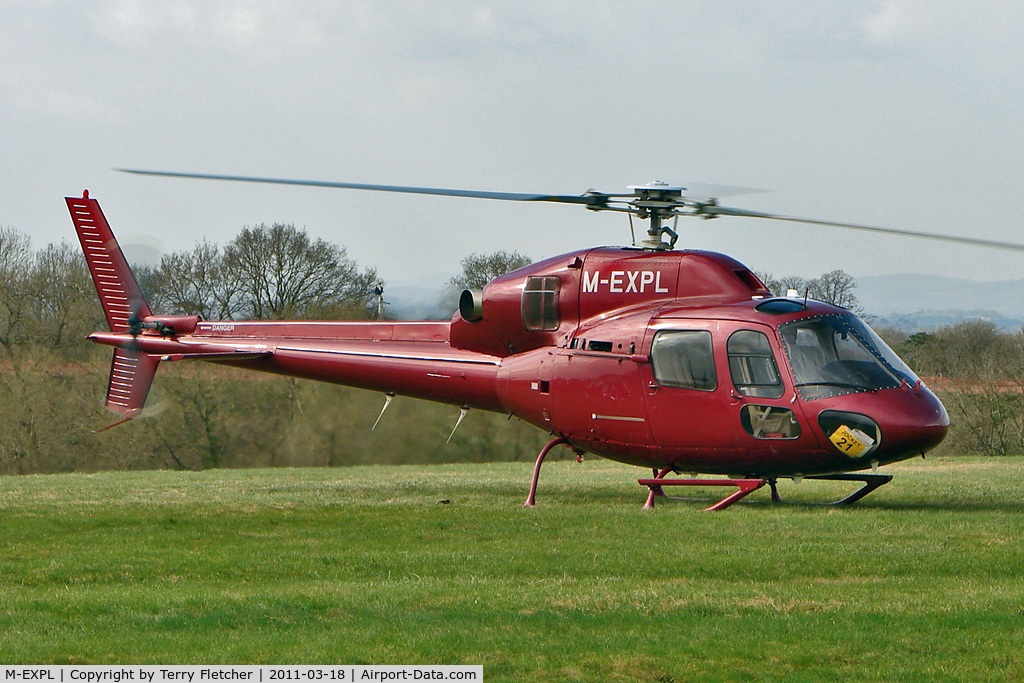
[639,322,745,458]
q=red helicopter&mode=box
[67,172,1023,509]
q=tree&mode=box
[224,223,378,320]
[756,268,863,314]
[149,224,379,321]
[755,271,807,298]
[449,250,531,290]
[27,241,97,350]
[808,270,860,311]
[0,227,32,353]
[152,241,243,320]
[894,320,1024,456]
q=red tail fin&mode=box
[67,191,160,427]
[104,348,159,421]
[66,191,152,333]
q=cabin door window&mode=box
[650,330,717,391]
[727,329,784,399]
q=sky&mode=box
[3,1,1024,291]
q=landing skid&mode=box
[637,472,894,510]
[522,438,893,509]
[803,473,894,505]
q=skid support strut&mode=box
[522,436,570,507]
[638,474,768,511]
[641,466,673,508]
[805,473,894,505]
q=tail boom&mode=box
[70,191,506,427]
[86,328,504,413]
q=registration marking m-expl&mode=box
[583,269,670,295]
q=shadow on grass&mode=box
[513,481,1024,513]
[844,498,1024,513]
[637,495,1024,514]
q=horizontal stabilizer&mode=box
[165,351,273,363]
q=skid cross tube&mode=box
[638,476,768,511]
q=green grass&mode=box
[2,457,1024,681]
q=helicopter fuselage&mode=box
[85,232,948,478]
[74,168,1003,502]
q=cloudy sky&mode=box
[3,1,1023,289]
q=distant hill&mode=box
[858,274,1024,331]
[869,309,1024,332]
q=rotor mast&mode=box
[627,182,684,250]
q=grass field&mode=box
[1,457,1023,681]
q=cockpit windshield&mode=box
[779,314,919,400]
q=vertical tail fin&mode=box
[65,190,152,333]
[101,348,160,424]
[66,191,159,427]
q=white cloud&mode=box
[4,0,1024,283]
[863,1,911,42]
[0,68,123,124]
[92,0,198,48]
[220,6,264,44]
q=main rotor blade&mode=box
[705,205,1024,253]
[117,169,607,207]
[118,168,1024,252]
[676,182,768,200]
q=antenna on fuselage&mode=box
[446,406,470,444]
[374,282,388,320]
[372,392,395,431]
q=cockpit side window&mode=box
[651,330,717,391]
[522,276,560,331]
[728,329,784,398]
